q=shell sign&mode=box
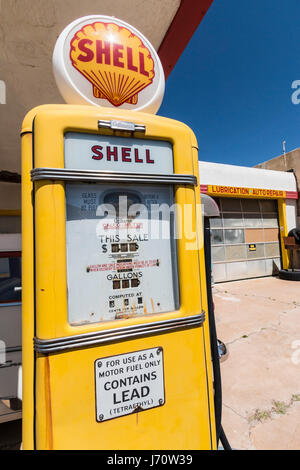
[53,16,165,114]
[70,22,155,107]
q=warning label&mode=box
[94,348,165,422]
[87,259,159,272]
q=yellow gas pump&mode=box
[21,105,216,450]
[21,15,218,451]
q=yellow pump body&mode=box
[21,105,216,450]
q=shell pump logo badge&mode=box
[53,16,165,114]
[70,22,155,107]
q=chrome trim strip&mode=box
[31,168,197,186]
[5,346,22,353]
[98,119,146,133]
[34,312,205,354]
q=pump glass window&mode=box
[65,183,179,325]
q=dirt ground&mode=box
[214,276,300,450]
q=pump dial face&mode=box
[65,183,179,325]
[64,132,178,325]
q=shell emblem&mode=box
[70,22,155,107]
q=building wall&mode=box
[0,182,21,252]
[0,183,21,211]
[199,161,298,279]
[256,148,300,228]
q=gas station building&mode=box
[199,162,298,282]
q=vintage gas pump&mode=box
[21,16,217,450]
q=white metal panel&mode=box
[17,366,22,401]
[199,161,297,192]
[65,133,173,174]
[286,199,297,232]
[94,347,165,422]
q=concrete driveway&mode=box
[214,276,300,450]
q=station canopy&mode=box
[0,0,213,175]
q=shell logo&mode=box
[70,22,155,107]
[53,16,165,114]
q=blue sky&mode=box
[158,0,300,167]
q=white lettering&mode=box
[291,80,300,105]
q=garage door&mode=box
[211,197,281,283]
